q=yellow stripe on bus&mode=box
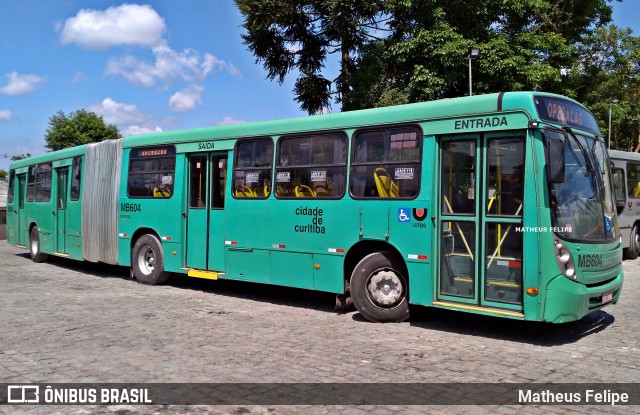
[432,301,524,318]
[187,269,219,280]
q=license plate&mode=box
[602,291,613,303]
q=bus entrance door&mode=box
[55,167,69,254]
[16,174,27,246]
[186,152,228,271]
[437,134,524,315]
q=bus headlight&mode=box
[554,239,577,281]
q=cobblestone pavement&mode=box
[0,240,638,414]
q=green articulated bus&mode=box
[6,92,623,323]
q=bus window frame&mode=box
[126,145,177,199]
[27,163,52,203]
[232,137,274,200]
[275,130,348,200]
[626,161,640,200]
[349,124,423,200]
[7,170,15,204]
[70,156,82,201]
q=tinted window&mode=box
[233,139,273,198]
[7,170,14,204]
[71,157,82,201]
[276,133,347,198]
[127,146,176,198]
[350,126,422,198]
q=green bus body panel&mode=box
[7,146,86,261]
[6,92,623,323]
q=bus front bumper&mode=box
[543,271,623,323]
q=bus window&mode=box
[70,156,82,201]
[190,156,207,208]
[26,163,52,202]
[233,139,273,198]
[276,133,346,198]
[350,126,421,199]
[7,170,14,203]
[127,146,176,198]
[441,141,475,214]
[35,163,52,202]
[626,162,640,199]
[486,138,524,217]
[26,165,36,202]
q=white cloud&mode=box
[106,41,240,87]
[0,110,13,121]
[123,125,163,136]
[58,4,165,49]
[218,116,245,125]
[70,72,86,84]
[89,98,145,125]
[0,72,47,96]
[168,85,204,112]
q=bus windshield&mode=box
[549,129,618,242]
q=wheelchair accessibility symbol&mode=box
[398,208,411,223]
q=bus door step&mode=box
[186,269,223,280]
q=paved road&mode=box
[0,240,638,414]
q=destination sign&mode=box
[130,146,176,159]
[535,96,601,135]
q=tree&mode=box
[0,169,6,180]
[235,0,386,114]
[44,109,120,151]
[10,153,31,161]
[345,0,616,109]
[574,25,640,151]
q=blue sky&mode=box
[1,0,639,172]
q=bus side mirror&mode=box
[546,138,565,183]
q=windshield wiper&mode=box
[563,127,599,195]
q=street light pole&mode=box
[468,47,480,97]
[468,55,473,96]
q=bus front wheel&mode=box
[625,226,640,260]
[350,252,410,323]
[131,234,171,285]
[29,227,49,263]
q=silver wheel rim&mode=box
[138,245,155,276]
[30,233,38,255]
[634,231,640,253]
[366,268,404,308]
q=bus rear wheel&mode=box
[29,227,49,263]
[350,252,410,323]
[131,234,171,285]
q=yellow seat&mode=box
[373,168,399,197]
[153,186,172,197]
[235,185,257,198]
[295,184,316,198]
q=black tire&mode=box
[350,251,410,323]
[29,226,49,263]
[625,226,640,260]
[131,234,171,285]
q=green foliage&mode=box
[0,169,6,180]
[10,153,31,161]
[576,24,640,151]
[235,0,386,114]
[44,110,120,151]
